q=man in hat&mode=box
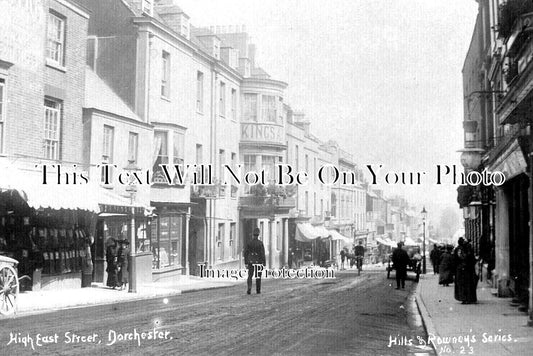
[392,241,410,289]
[244,227,266,294]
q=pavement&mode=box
[14,276,242,316]
[416,272,533,356]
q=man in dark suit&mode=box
[244,227,266,294]
[392,241,410,289]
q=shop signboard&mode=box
[241,122,284,145]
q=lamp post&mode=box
[421,206,427,274]
[124,161,140,293]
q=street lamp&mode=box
[124,161,141,293]
[421,206,427,274]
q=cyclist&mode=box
[354,240,365,273]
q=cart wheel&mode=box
[0,265,18,316]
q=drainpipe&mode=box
[527,152,533,326]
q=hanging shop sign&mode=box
[99,204,144,216]
[488,140,527,181]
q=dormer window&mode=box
[179,14,190,40]
[142,0,153,16]
[214,42,220,60]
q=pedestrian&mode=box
[430,244,440,274]
[81,234,94,288]
[288,247,294,269]
[244,227,266,295]
[340,248,346,270]
[106,237,119,289]
[117,239,130,291]
[438,245,454,286]
[391,241,410,289]
[453,238,477,304]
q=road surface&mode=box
[1,269,435,355]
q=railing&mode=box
[239,195,295,208]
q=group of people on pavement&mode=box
[106,237,130,291]
[430,237,478,304]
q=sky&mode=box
[178,0,479,224]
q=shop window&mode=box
[152,215,182,269]
[47,12,65,67]
[262,95,276,122]
[243,93,257,122]
[136,220,149,253]
[230,222,236,259]
[44,98,61,160]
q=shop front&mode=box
[149,204,190,283]
[488,137,530,305]
[0,179,99,291]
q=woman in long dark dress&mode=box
[106,238,119,289]
[117,240,130,290]
[453,238,477,304]
[438,246,454,286]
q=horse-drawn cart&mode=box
[386,244,422,282]
[0,255,26,316]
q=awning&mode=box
[404,237,418,246]
[376,238,397,248]
[22,181,100,213]
[295,223,320,242]
[328,229,352,246]
[0,163,147,213]
[314,225,332,238]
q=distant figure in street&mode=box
[438,245,454,286]
[392,242,410,289]
[244,227,266,294]
[106,238,119,289]
[288,247,295,269]
[430,244,441,274]
[340,248,346,270]
[454,238,477,304]
[117,239,130,291]
[354,240,365,271]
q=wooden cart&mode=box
[0,255,26,316]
